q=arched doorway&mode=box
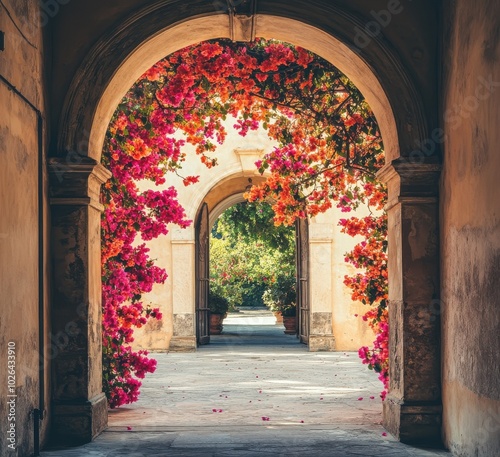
[50,5,441,446]
[194,193,310,347]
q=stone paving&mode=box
[42,309,450,456]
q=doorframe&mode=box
[195,202,210,345]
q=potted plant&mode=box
[280,302,297,334]
[262,275,297,334]
[208,291,229,335]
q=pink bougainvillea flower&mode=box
[102,38,388,409]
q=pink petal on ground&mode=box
[300,420,304,423]
[370,396,375,399]
[382,432,388,437]
[218,409,223,413]
[212,409,217,412]
[358,397,363,401]
[126,426,132,430]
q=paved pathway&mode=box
[42,309,450,456]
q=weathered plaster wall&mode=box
[441,1,500,455]
[0,1,50,455]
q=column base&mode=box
[168,336,197,352]
[51,393,108,445]
[383,394,442,445]
[308,335,336,352]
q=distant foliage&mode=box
[210,202,295,310]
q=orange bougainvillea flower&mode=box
[102,37,387,408]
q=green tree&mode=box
[210,202,296,310]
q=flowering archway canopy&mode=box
[102,38,388,408]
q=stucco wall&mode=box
[0,1,50,455]
[441,1,500,455]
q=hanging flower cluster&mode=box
[102,38,388,406]
[337,187,388,398]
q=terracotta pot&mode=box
[283,315,297,334]
[274,311,283,324]
[210,313,225,335]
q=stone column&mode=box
[168,230,197,352]
[49,156,111,445]
[377,159,442,444]
[308,222,336,352]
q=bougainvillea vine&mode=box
[102,38,388,407]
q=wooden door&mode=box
[195,203,210,345]
[296,218,310,344]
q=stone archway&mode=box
[191,178,312,349]
[50,4,441,446]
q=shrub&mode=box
[208,291,230,315]
[262,274,296,316]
